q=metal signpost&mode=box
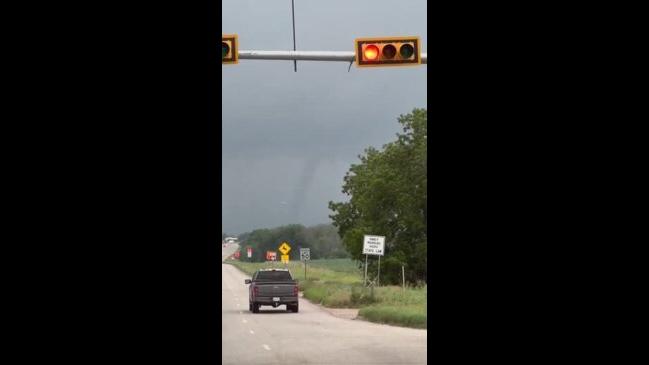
[362,235,385,286]
[300,248,310,280]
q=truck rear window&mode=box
[255,271,293,282]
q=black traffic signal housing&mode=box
[355,36,421,68]
[222,34,238,65]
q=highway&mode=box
[221,244,427,365]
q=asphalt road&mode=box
[221,243,427,365]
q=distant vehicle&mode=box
[224,237,239,244]
[245,269,299,313]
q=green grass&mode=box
[226,258,426,329]
[228,259,362,286]
[359,305,427,329]
[372,285,427,306]
[307,258,361,274]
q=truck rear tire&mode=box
[252,303,260,313]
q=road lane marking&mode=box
[242,319,247,324]
[249,330,254,334]
[263,344,271,351]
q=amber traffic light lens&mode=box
[399,44,415,59]
[222,42,230,59]
[382,44,397,59]
[363,45,379,60]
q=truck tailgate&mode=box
[255,282,296,297]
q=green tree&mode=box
[329,108,427,285]
[238,224,306,262]
[297,224,350,260]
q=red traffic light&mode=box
[355,36,421,68]
[363,44,380,61]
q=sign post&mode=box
[246,247,252,261]
[363,235,385,287]
[300,248,310,280]
[364,254,368,286]
[378,255,381,287]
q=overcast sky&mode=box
[222,0,427,235]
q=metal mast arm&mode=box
[238,50,427,64]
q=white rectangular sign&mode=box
[363,235,385,256]
[300,248,310,261]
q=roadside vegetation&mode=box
[224,109,427,329]
[329,108,427,285]
[226,258,426,329]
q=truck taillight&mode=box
[254,287,259,296]
[293,285,298,295]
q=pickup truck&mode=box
[245,269,299,313]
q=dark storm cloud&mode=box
[222,0,427,234]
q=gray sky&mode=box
[222,0,427,235]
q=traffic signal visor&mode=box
[355,36,421,67]
[222,34,238,65]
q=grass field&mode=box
[225,258,426,329]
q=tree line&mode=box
[236,223,349,262]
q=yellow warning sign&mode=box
[281,254,290,264]
[279,242,291,255]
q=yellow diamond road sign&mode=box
[279,242,291,255]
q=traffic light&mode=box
[355,36,421,68]
[222,34,238,65]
